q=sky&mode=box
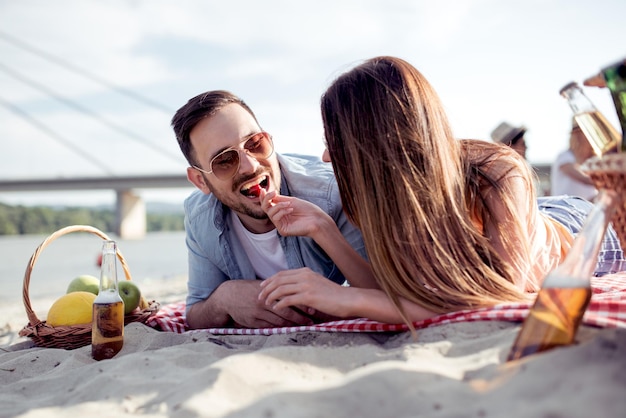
[1,0,625,207]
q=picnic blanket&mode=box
[146,273,626,335]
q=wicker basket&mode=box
[18,225,160,350]
[583,154,626,250]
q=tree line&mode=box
[0,202,184,235]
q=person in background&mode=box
[171,90,375,329]
[550,118,597,201]
[491,120,549,196]
[490,121,528,159]
[258,56,626,327]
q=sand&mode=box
[2,276,626,418]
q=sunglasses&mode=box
[193,131,274,180]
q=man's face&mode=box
[511,136,527,159]
[187,103,281,223]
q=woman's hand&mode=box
[260,189,332,238]
[260,189,378,290]
[260,268,439,324]
[259,268,351,318]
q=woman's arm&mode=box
[259,268,436,323]
[260,189,378,289]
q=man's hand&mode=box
[583,72,606,88]
[187,280,315,329]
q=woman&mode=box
[258,56,625,327]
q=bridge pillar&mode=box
[115,190,146,239]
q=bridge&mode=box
[0,163,554,239]
[0,32,556,236]
[0,174,192,239]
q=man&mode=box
[171,90,370,329]
[490,121,528,159]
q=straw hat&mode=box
[490,121,527,146]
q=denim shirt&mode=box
[183,153,367,310]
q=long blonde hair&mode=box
[321,56,533,325]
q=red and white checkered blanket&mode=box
[146,273,626,335]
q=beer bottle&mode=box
[559,81,621,156]
[600,58,626,151]
[92,240,125,361]
[507,190,617,361]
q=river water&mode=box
[0,230,188,304]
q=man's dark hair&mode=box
[171,90,258,165]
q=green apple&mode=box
[66,275,100,295]
[118,281,141,315]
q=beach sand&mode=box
[2,276,626,418]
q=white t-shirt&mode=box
[229,211,289,279]
[550,149,597,201]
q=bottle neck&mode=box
[99,241,119,292]
[561,84,597,115]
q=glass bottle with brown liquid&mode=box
[507,190,617,361]
[92,240,124,361]
[559,81,621,156]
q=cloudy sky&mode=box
[1,0,624,206]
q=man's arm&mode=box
[185,282,233,329]
[186,279,315,329]
[185,212,317,329]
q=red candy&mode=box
[248,184,261,198]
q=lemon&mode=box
[47,291,96,327]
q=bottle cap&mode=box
[559,81,579,96]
